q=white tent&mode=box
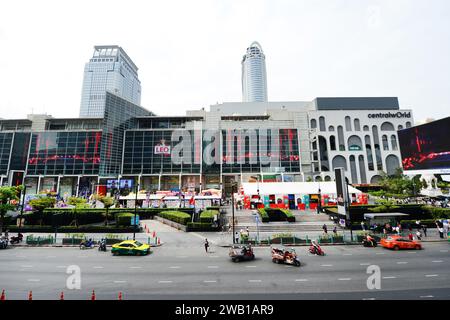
[241,182,362,196]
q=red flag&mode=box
[189,196,195,205]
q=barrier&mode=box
[91,290,96,301]
[28,291,32,300]
[1,289,5,301]
[60,292,64,300]
[118,292,123,300]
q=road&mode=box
[0,233,449,300]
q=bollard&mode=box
[28,291,33,300]
[91,290,96,301]
[152,231,156,238]
[118,292,122,300]
[1,289,5,301]
[60,292,64,300]
[157,238,160,245]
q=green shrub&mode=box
[200,210,219,223]
[159,211,191,225]
[116,213,136,226]
[257,208,270,222]
[186,222,219,231]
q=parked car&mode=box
[111,240,151,256]
[380,235,422,251]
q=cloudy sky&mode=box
[0,0,449,123]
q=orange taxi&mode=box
[380,235,422,251]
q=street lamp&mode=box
[317,182,322,215]
[133,182,139,241]
[231,179,237,244]
[19,185,32,233]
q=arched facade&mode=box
[386,154,400,175]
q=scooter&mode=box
[0,238,8,249]
[362,238,377,247]
[309,244,325,256]
[9,233,23,245]
[79,239,95,250]
[98,239,107,252]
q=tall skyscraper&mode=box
[241,41,268,102]
[79,45,142,117]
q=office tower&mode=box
[79,45,142,117]
[241,41,268,102]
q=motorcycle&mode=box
[98,239,107,252]
[0,238,8,249]
[229,245,255,262]
[271,247,301,267]
[309,244,325,256]
[362,238,377,247]
[9,233,23,245]
[79,239,95,250]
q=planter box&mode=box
[62,238,85,245]
[106,238,126,245]
[26,237,54,245]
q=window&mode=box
[310,119,317,129]
[381,122,395,131]
[330,136,336,151]
[328,126,335,131]
[354,118,361,131]
[363,125,369,131]
[319,117,326,131]
[391,135,398,150]
[382,135,389,150]
[345,116,352,131]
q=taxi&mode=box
[111,240,151,256]
[380,235,422,251]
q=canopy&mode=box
[119,193,164,201]
[241,182,362,196]
[364,213,409,219]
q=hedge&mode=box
[258,209,269,222]
[200,210,219,223]
[6,225,137,233]
[422,206,450,219]
[257,208,295,222]
[158,211,191,225]
[186,222,220,232]
[116,213,136,226]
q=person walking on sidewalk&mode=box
[333,226,337,235]
[204,239,209,253]
[322,224,328,234]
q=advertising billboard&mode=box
[398,117,450,175]
[334,167,349,218]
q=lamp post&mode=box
[231,179,237,244]
[19,185,32,233]
[133,182,139,241]
[345,177,353,241]
[317,182,322,215]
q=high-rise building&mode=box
[79,45,142,117]
[241,41,268,102]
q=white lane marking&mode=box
[425,274,439,277]
[343,254,353,256]
[432,261,443,263]
[376,253,385,255]
[245,265,257,268]
[93,266,104,269]
[439,250,448,253]
[177,256,188,258]
[169,266,180,269]
[382,276,397,279]
[420,295,434,298]
[407,252,417,254]
[46,256,56,258]
[295,279,309,282]
[56,266,67,268]
[249,280,262,283]
[338,278,352,281]
[20,265,33,268]
[362,298,376,300]
[209,255,219,258]
[27,279,40,282]
[207,266,219,269]
[158,280,173,283]
[360,263,371,266]
[113,280,126,283]
[397,262,408,264]
[203,280,217,283]
[321,264,333,267]
[129,266,142,269]
[77,256,88,259]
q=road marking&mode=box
[382,276,397,279]
[407,252,417,254]
[46,256,56,258]
[158,280,173,283]
[56,266,67,268]
[343,254,353,256]
[113,280,127,283]
[425,274,438,277]
[248,280,262,283]
[396,262,408,264]
[203,280,217,283]
[439,250,448,253]
[27,279,40,282]
[169,266,180,269]
[321,264,333,267]
[21,265,33,268]
[360,263,371,266]
[93,266,104,269]
[432,261,443,263]
[129,266,142,269]
[420,295,434,298]
[245,265,257,268]
[338,278,352,281]
[375,253,385,255]
[362,298,376,300]
[177,256,188,258]
[207,266,219,269]
[209,255,219,258]
[295,279,309,282]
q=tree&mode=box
[29,197,56,226]
[0,186,22,232]
[96,195,115,225]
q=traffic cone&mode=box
[1,289,5,301]
[152,231,156,238]
[157,238,160,245]
[60,292,64,300]
[91,290,96,301]
[118,292,122,300]
[28,291,32,300]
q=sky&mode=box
[0,0,449,124]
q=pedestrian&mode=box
[234,231,240,244]
[322,224,328,234]
[361,221,366,231]
[246,226,250,237]
[408,233,413,241]
[204,238,209,253]
[333,226,337,235]
[443,220,449,236]
[437,225,444,239]
[416,230,422,240]
[422,225,427,237]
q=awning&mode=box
[363,213,409,219]
[241,182,362,196]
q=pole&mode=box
[133,182,138,241]
[345,178,353,241]
[19,185,27,233]
[231,181,235,244]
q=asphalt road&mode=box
[0,238,449,300]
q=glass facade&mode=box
[9,132,31,171]
[27,131,102,175]
[0,133,13,175]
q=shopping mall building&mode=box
[0,92,413,197]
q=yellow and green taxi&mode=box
[111,240,151,256]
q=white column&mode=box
[76,176,81,197]
[37,175,42,193]
[56,175,61,194]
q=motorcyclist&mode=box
[311,240,320,255]
[365,234,375,247]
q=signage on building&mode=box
[154,145,171,155]
[334,167,349,219]
[368,112,411,119]
[349,145,362,151]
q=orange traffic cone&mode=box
[60,292,64,300]
[118,292,122,300]
[28,291,33,300]
[152,231,156,238]
[157,238,160,245]
[91,290,96,301]
[1,289,5,301]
